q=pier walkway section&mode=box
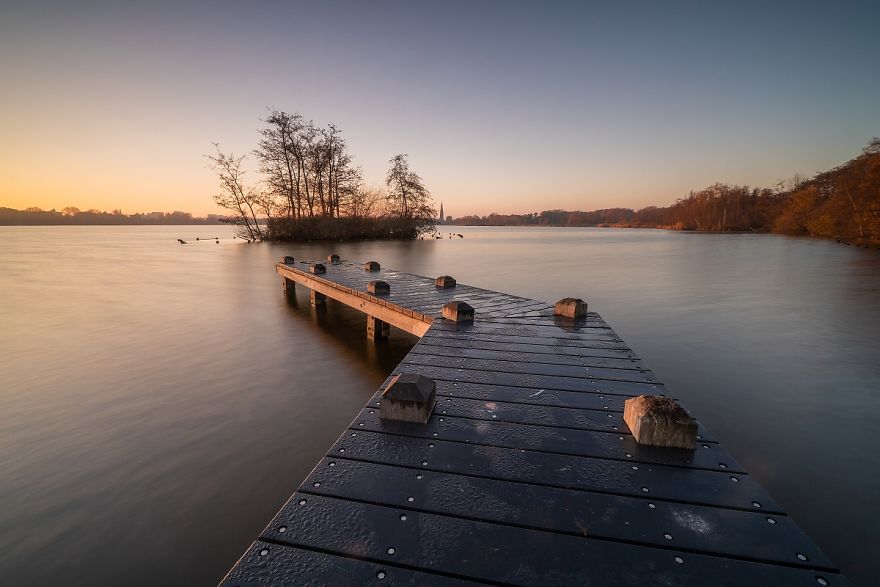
[220,256,850,586]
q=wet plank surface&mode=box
[222,258,850,586]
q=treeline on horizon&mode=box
[0,206,225,226]
[454,139,880,243]
[210,110,436,241]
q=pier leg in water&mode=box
[281,277,295,299]
[309,290,326,307]
[366,315,390,340]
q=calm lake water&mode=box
[1,225,878,586]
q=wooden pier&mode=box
[221,256,850,586]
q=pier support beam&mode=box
[281,277,296,297]
[366,315,390,340]
[275,263,432,337]
[310,290,326,307]
[281,256,296,299]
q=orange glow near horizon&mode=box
[1,3,877,219]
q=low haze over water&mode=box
[1,226,878,585]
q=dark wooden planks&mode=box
[323,263,536,316]
[299,457,834,569]
[417,332,635,357]
[409,342,647,369]
[261,494,848,587]
[422,329,632,351]
[350,408,739,472]
[330,430,773,512]
[394,363,665,396]
[401,353,658,383]
[429,320,624,341]
[420,379,637,410]
[221,540,482,586]
[223,259,849,586]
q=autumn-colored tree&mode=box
[774,187,822,234]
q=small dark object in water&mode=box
[215,240,219,244]
[178,238,186,244]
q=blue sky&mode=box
[1,0,878,215]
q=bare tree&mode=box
[206,144,265,241]
[254,111,362,220]
[255,111,306,219]
[385,154,437,238]
[345,186,385,218]
[386,155,433,217]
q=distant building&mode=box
[438,202,444,224]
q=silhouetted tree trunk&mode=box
[206,144,265,240]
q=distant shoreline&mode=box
[0,221,225,226]
[442,223,880,248]
[0,206,226,226]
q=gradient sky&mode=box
[1,1,878,216]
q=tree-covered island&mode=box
[208,110,437,241]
